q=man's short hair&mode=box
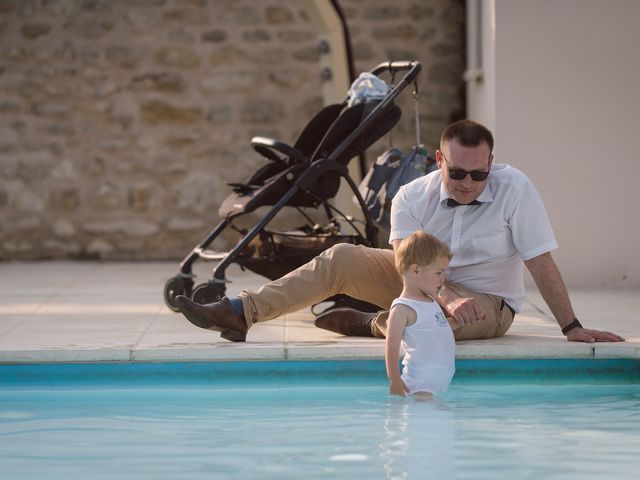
[441,119,494,153]
[395,231,452,273]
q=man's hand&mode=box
[566,327,625,343]
[445,296,486,326]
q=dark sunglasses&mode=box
[448,168,490,182]
[442,154,490,182]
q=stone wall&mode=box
[0,0,464,260]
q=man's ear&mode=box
[410,263,421,275]
[435,150,443,169]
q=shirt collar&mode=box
[439,180,495,206]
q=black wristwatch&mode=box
[561,318,583,335]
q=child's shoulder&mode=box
[393,296,435,307]
[390,298,418,326]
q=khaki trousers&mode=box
[240,243,514,341]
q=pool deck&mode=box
[0,261,638,364]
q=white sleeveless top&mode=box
[391,297,455,395]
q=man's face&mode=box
[435,139,493,205]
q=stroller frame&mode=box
[164,61,422,312]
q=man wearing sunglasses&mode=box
[176,120,624,344]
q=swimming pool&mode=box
[1,359,639,479]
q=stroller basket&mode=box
[235,226,363,281]
[164,60,422,312]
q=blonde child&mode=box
[385,231,460,399]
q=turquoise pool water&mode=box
[1,360,639,479]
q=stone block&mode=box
[428,61,462,84]
[202,30,226,43]
[205,105,232,123]
[131,72,187,93]
[240,99,285,124]
[371,24,418,40]
[406,5,435,19]
[31,102,69,117]
[83,219,159,238]
[128,185,158,211]
[242,30,272,43]
[2,240,32,254]
[105,46,140,68]
[268,69,312,88]
[292,46,321,63]
[200,71,255,92]
[14,188,45,213]
[266,6,294,24]
[141,100,202,125]
[49,189,80,211]
[43,239,81,254]
[0,102,21,114]
[209,45,250,66]
[218,6,261,25]
[362,6,402,20]
[166,217,205,232]
[0,127,18,152]
[276,30,313,42]
[14,216,41,231]
[154,47,201,69]
[94,182,124,209]
[85,238,114,256]
[21,23,52,39]
[52,218,76,238]
[65,18,114,39]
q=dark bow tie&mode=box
[447,198,481,207]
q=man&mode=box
[175,120,624,344]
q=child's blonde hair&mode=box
[395,231,452,273]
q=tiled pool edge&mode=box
[0,339,638,364]
[1,359,639,387]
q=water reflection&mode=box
[380,397,456,479]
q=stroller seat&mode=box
[219,99,401,218]
[164,61,422,313]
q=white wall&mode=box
[469,0,640,287]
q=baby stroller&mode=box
[163,60,422,312]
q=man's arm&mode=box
[524,252,624,343]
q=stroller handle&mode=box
[327,60,422,166]
[371,61,421,83]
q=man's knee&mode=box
[453,305,514,341]
[321,243,370,267]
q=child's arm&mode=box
[385,304,412,397]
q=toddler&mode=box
[385,231,459,399]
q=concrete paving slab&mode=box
[0,261,637,364]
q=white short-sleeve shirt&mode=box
[390,164,558,311]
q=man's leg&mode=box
[368,282,515,340]
[242,243,402,327]
[176,244,401,341]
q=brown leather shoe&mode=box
[314,308,376,337]
[175,295,248,342]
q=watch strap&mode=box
[561,318,583,335]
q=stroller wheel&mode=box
[192,282,225,305]
[164,276,193,312]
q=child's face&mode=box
[414,255,450,296]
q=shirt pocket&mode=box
[472,230,511,263]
